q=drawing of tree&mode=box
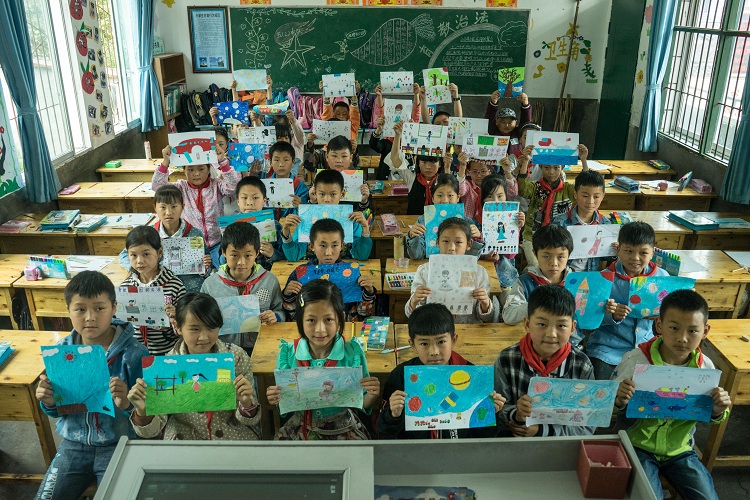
[292,368,301,399]
[427,68,445,87]
[157,380,167,394]
[499,68,521,97]
[55,395,63,405]
[178,371,187,384]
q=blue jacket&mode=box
[282,222,372,262]
[551,207,612,272]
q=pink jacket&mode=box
[458,176,518,222]
[152,159,240,248]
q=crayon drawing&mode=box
[295,262,363,303]
[426,254,478,314]
[628,276,696,318]
[262,178,295,208]
[322,73,356,97]
[218,210,277,242]
[233,68,267,90]
[115,286,170,329]
[41,345,114,416]
[525,131,579,166]
[311,169,366,203]
[567,225,621,260]
[312,119,351,144]
[380,71,414,94]
[275,366,364,414]
[142,353,236,416]
[168,132,217,167]
[447,117,489,145]
[298,204,354,243]
[462,135,510,166]
[227,142,268,172]
[564,271,615,330]
[215,101,250,125]
[382,99,413,137]
[215,295,261,336]
[422,67,451,105]
[424,203,465,256]
[400,122,448,157]
[404,365,495,430]
[238,126,276,145]
[482,202,520,254]
[526,377,618,428]
[162,237,205,275]
[627,363,722,422]
[498,66,525,98]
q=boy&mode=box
[485,92,531,157]
[281,169,372,262]
[377,303,505,439]
[200,222,284,351]
[587,221,670,380]
[35,271,148,499]
[282,218,376,321]
[306,136,370,213]
[494,285,595,437]
[233,176,285,271]
[551,170,613,272]
[265,141,309,219]
[613,290,730,500]
[321,79,361,142]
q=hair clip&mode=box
[299,295,305,307]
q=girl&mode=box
[405,174,483,260]
[128,293,261,440]
[457,152,518,222]
[406,217,495,324]
[266,279,380,440]
[121,225,186,355]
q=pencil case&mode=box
[688,178,712,193]
[613,176,640,193]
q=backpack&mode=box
[287,86,301,118]
[358,90,376,129]
[176,94,196,132]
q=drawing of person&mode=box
[496,220,506,241]
[395,78,402,89]
[439,269,452,291]
[192,373,208,392]
[588,230,604,256]
[319,380,334,401]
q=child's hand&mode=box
[285,108,296,124]
[449,83,459,98]
[306,132,317,146]
[711,387,731,418]
[282,214,301,238]
[249,159,263,177]
[521,145,534,162]
[249,111,261,125]
[203,254,213,271]
[443,152,454,172]
[516,394,533,421]
[209,107,219,118]
[375,116,385,134]
[389,390,407,418]
[500,156,512,173]
[471,288,491,313]
[508,420,539,438]
[360,183,370,203]
[408,222,426,238]
[259,241,274,259]
[457,151,468,167]
[481,250,501,263]
[110,377,130,411]
[490,90,500,105]
[235,374,255,408]
[230,79,237,89]
[413,82,420,96]
[491,391,506,413]
[266,385,282,406]
[350,139,358,154]
[374,84,382,99]
[357,274,376,295]
[128,378,148,416]
[267,75,273,89]
[517,93,529,106]
[606,299,630,321]
[469,224,481,240]
[361,376,380,409]
[616,378,635,408]
[577,144,589,160]
[259,310,277,325]
[215,143,227,161]
[161,145,172,167]
[284,280,303,297]
[290,194,302,208]
[410,285,431,309]
[36,374,55,407]
[516,212,526,227]
[308,187,317,203]
[164,304,176,321]
[349,211,369,232]
[354,80,361,94]
[611,241,619,252]
[393,120,404,137]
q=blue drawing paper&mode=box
[404,365,495,430]
[215,295,261,337]
[215,101,250,125]
[297,204,354,243]
[233,68,267,91]
[526,131,579,165]
[227,142,267,172]
[0,341,14,368]
[627,363,722,422]
[628,276,696,318]
[295,262,363,303]
[526,377,618,428]
[218,210,277,242]
[275,366,364,414]
[564,271,615,330]
[41,344,113,416]
[424,203,466,256]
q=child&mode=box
[155,143,241,268]
[213,126,230,164]
[370,83,422,180]
[405,173,483,260]
[494,285,595,437]
[200,222,284,351]
[122,226,186,355]
[265,141,309,218]
[307,135,370,212]
[378,303,506,439]
[613,290,730,500]
[282,169,372,262]
[485,92,531,157]
[407,217,494,324]
[551,170,612,272]
[587,221,670,380]
[420,83,463,125]
[233,176,285,271]
[282,218,377,322]
[35,271,148,499]
[266,279,380,440]
[128,293,261,440]
[275,108,305,175]
[457,153,518,222]
[321,79,361,142]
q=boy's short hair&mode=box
[430,173,458,196]
[528,285,575,319]
[235,175,267,198]
[269,141,296,161]
[310,218,344,244]
[326,135,352,154]
[64,270,116,307]
[313,169,345,190]
[437,217,472,242]
[520,122,541,134]
[408,303,455,339]
[153,185,183,207]
[212,126,229,143]
[532,224,574,254]
[660,289,709,323]
[221,221,260,253]
[574,170,605,191]
[432,111,450,124]
[618,221,656,247]
[332,101,350,112]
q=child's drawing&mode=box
[525,130,579,166]
[447,117,489,145]
[628,276,696,318]
[324,169,364,203]
[526,377,618,428]
[627,363,722,422]
[41,344,114,416]
[400,123,448,157]
[497,66,525,98]
[238,126,276,146]
[161,237,205,275]
[424,203,465,256]
[312,119,351,145]
[426,254,478,313]
[168,132,217,167]
[233,68,267,91]
[215,295,261,337]
[564,271,615,330]
[115,286,170,329]
[142,353,236,416]
[298,204,354,243]
[218,210,277,242]
[262,178,295,208]
[322,73,356,98]
[404,365,495,430]
[227,142,268,173]
[215,101,250,125]
[380,71,414,94]
[295,262,363,303]
[274,366,364,414]
[382,99,413,137]
[567,225,621,260]
[462,135,510,166]
[422,67,451,105]
[482,202,520,254]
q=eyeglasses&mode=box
[469,168,490,175]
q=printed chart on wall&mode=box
[0,85,23,199]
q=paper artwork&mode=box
[424,203,465,256]
[382,99,413,137]
[481,202,520,254]
[66,256,114,274]
[404,365,495,430]
[627,363,722,422]
[142,353,236,416]
[115,286,170,329]
[215,295,261,337]
[218,210,277,242]
[104,213,154,228]
[262,178,295,208]
[215,101,250,125]
[526,377,618,428]
[447,117,489,146]
[41,344,113,416]
[628,276,696,318]
[526,131,579,166]
[426,254,479,314]
[298,204,354,243]
[380,71,414,94]
[400,123,448,157]
[275,366,364,414]
[168,132,217,167]
[462,135,510,165]
[564,271,615,330]
[727,251,750,269]
[322,73,356,98]
[295,262,363,303]
[227,142,267,172]
[312,119,351,144]
[0,83,24,199]
[233,68,267,90]
[422,67,451,105]
[669,250,707,275]
[497,66,525,98]
[567,225,621,260]
[341,169,364,202]
[238,126,276,146]
[161,237,205,275]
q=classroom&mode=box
[1,0,750,498]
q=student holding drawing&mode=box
[420,83,463,126]
[128,293,261,441]
[370,82,422,180]
[612,290,730,500]
[457,152,518,223]
[485,92,531,157]
[320,78,361,142]
[233,176,285,270]
[307,135,370,212]
[263,141,309,219]
[266,279,380,440]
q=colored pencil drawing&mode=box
[567,225,621,260]
[168,132,217,167]
[498,66,525,98]
[525,131,579,166]
[323,169,365,203]
[526,377,618,428]
[426,254,478,314]
[462,135,509,165]
[162,237,205,275]
[215,101,250,125]
[422,67,451,105]
[312,119,351,144]
[564,271,615,330]
[275,366,364,414]
[215,295,261,336]
[295,262,363,303]
[115,286,170,329]
[424,203,465,256]
[297,204,354,243]
[322,73,356,97]
[238,126,276,145]
[142,353,236,416]
[627,363,722,422]
[400,123,447,157]
[382,99,413,137]
[41,345,114,416]
[262,178,295,208]
[404,365,495,430]
[380,71,414,94]
[227,142,267,172]
[481,201,520,254]
[628,276,696,318]
[233,68,267,90]
[218,210,277,242]
[447,117,489,145]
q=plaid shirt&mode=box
[494,343,595,437]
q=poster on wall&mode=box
[188,7,232,73]
[0,85,24,199]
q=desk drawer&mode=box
[127,199,155,213]
[599,195,635,211]
[27,289,68,318]
[87,236,127,256]
[636,197,711,212]
[689,233,750,251]
[372,197,408,215]
[696,283,741,312]
[0,236,84,255]
[58,199,127,214]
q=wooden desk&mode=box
[271,259,383,293]
[370,180,409,215]
[683,213,750,250]
[0,213,88,255]
[598,160,677,181]
[82,213,155,256]
[0,255,28,330]
[0,330,65,481]
[564,164,612,180]
[635,187,717,211]
[600,210,690,250]
[124,183,157,213]
[678,250,750,318]
[96,158,183,183]
[57,182,142,214]
[370,215,417,261]
[599,186,637,211]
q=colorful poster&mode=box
[404,365,495,430]
[424,203,465,256]
[168,132,217,167]
[422,67,451,105]
[567,225,621,260]
[380,71,414,94]
[142,353,236,416]
[233,68,267,90]
[526,131,580,166]
[497,66,525,98]
[41,344,113,416]
[215,101,250,125]
[447,117,489,146]
[627,363,722,422]
[462,135,510,165]
[227,142,268,172]
[295,262,363,303]
[298,204,354,243]
[342,169,364,202]
[218,210,277,242]
[262,178,295,208]
[482,202,520,254]
[564,271,615,330]
[628,276,696,318]
[322,73,356,97]
[400,123,448,157]
[275,366,364,414]
[115,286,170,329]
[161,237,205,275]
[215,295,261,336]
[426,254,479,314]
[0,84,23,199]
[312,119,351,145]
[526,377,618,428]
[382,99,413,137]
[238,126,276,145]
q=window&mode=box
[661,0,750,163]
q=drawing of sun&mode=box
[64,352,76,362]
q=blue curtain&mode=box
[637,0,679,152]
[720,68,750,204]
[134,0,163,132]
[0,0,60,203]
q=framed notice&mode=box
[188,7,231,73]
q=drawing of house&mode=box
[216,368,231,383]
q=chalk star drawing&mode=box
[280,35,314,70]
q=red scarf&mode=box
[638,336,704,367]
[217,265,267,295]
[154,220,194,237]
[539,178,565,225]
[416,173,437,206]
[187,178,211,236]
[529,272,565,287]
[294,337,341,440]
[519,332,571,377]
[607,261,658,281]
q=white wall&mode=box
[630,0,654,127]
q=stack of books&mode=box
[40,210,80,232]
[667,211,720,231]
[73,215,108,233]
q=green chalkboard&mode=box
[229,7,528,94]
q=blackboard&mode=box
[229,7,528,94]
